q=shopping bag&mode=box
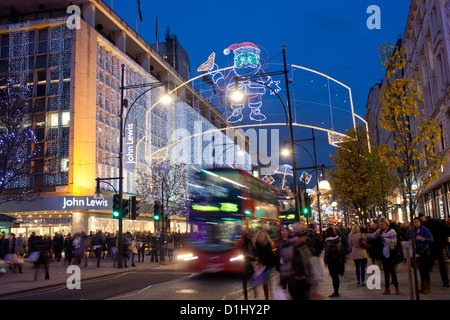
[250,265,266,287]
[28,251,40,262]
[274,286,288,300]
[309,256,325,281]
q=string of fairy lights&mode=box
[6,18,72,188]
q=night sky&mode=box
[108,0,410,180]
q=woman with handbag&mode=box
[412,217,434,294]
[367,218,400,295]
[348,225,369,286]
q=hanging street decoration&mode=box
[197,42,281,124]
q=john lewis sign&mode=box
[0,196,112,213]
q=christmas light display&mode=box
[197,42,281,123]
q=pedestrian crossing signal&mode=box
[131,196,141,220]
[153,200,161,221]
[112,194,121,219]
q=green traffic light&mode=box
[112,210,120,218]
[154,214,160,221]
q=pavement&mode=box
[242,257,450,301]
[1,251,449,300]
[0,252,188,299]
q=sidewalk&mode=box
[242,257,450,300]
[1,253,449,300]
[0,253,187,298]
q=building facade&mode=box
[0,0,250,238]
[365,0,450,221]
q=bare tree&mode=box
[0,74,37,204]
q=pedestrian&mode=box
[412,217,434,294]
[64,233,74,265]
[109,233,118,267]
[367,217,400,295]
[123,232,131,268]
[288,224,313,300]
[12,234,26,274]
[150,233,159,263]
[73,234,84,266]
[253,230,276,300]
[92,231,106,267]
[52,232,64,262]
[138,234,147,262]
[33,236,50,281]
[348,224,369,286]
[80,232,89,267]
[419,214,449,287]
[324,227,342,298]
[166,233,175,262]
[130,236,138,267]
[158,232,166,265]
[240,229,256,300]
[276,226,295,294]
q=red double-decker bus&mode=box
[181,167,280,273]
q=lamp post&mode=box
[116,64,172,268]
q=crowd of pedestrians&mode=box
[0,230,189,280]
[239,215,450,300]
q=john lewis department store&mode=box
[0,195,159,237]
[0,0,246,238]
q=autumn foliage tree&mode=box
[377,42,448,300]
[378,42,447,220]
[329,125,397,224]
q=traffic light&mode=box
[122,198,129,218]
[302,192,312,217]
[112,194,121,219]
[153,200,161,221]
[130,196,141,220]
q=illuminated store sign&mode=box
[125,118,137,170]
[62,197,109,210]
[0,196,112,213]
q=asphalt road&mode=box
[2,269,247,301]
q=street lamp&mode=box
[116,64,173,268]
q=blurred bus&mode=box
[181,168,280,273]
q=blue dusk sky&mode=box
[107,0,411,173]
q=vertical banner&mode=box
[125,118,137,171]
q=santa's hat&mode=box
[223,42,260,56]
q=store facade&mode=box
[0,196,154,238]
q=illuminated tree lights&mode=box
[3,19,72,189]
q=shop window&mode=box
[61,158,69,172]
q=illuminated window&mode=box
[61,158,69,172]
[62,111,70,126]
[47,113,59,128]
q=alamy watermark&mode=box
[66,5,81,30]
[366,5,381,30]
[170,124,280,176]
[66,265,81,289]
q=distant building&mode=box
[365,0,450,221]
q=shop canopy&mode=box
[0,214,16,227]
